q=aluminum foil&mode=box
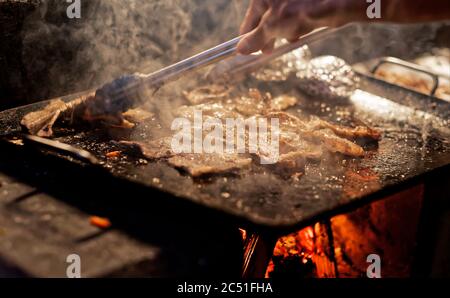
[296,56,360,100]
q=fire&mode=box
[262,184,424,278]
[265,224,336,278]
[239,228,247,241]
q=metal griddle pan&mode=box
[1,76,449,233]
[0,26,449,234]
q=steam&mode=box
[20,0,248,102]
[309,22,450,64]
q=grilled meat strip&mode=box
[167,154,252,177]
[120,139,252,177]
[120,96,376,178]
[265,112,375,157]
[183,85,231,105]
[21,92,95,137]
[21,74,148,137]
[310,117,381,140]
[119,137,175,160]
[20,99,68,138]
[179,88,297,119]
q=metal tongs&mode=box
[105,27,335,106]
[143,27,334,85]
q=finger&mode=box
[261,38,275,54]
[272,1,328,41]
[237,10,274,55]
[283,18,317,42]
[240,0,269,35]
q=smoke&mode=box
[20,0,248,102]
[20,1,449,104]
[309,21,450,64]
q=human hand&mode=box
[237,0,364,55]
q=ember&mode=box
[90,216,112,229]
[106,151,122,159]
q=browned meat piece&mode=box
[20,99,68,137]
[176,102,240,120]
[262,140,322,179]
[308,129,365,157]
[21,74,149,137]
[267,112,366,157]
[121,137,253,177]
[266,111,305,130]
[233,89,297,116]
[183,85,231,105]
[20,92,96,137]
[167,153,252,177]
[233,88,270,116]
[122,108,155,124]
[270,152,309,180]
[21,93,134,137]
[278,138,323,159]
[279,149,322,162]
[120,137,174,160]
[308,117,381,140]
[180,88,298,119]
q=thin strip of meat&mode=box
[20,100,67,137]
[183,85,231,105]
[176,102,240,120]
[20,91,135,137]
[233,88,270,116]
[21,92,95,137]
[119,137,174,160]
[309,117,381,140]
[21,74,148,137]
[167,154,252,177]
[122,108,155,124]
[307,129,365,157]
[267,111,366,157]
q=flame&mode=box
[239,228,247,241]
[265,223,336,278]
[262,183,424,278]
